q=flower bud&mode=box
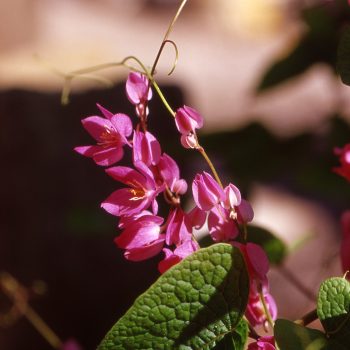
[175,105,203,135]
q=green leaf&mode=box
[98,244,250,350]
[317,277,350,345]
[246,225,287,265]
[213,318,248,350]
[274,319,328,350]
[337,26,350,86]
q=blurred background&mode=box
[1,0,350,349]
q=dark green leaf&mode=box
[246,225,287,265]
[317,277,350,346]
[98,244,250,350]
[213,318,248,350]
[274,319,328,350]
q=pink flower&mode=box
[333,144,350,182]
[75,104,132,166]
[192,172,225,211]
[223,183,241,209]
[132,130,161,167]
[158,239,199,274]
[236,199,254,224]
[248,336,276,350]
[235,242,269,284]
[126,72,152,117]
[208,207,239,242]
[115,214,165,261]
[165,207,192,246]
[341,210,350,275]
[158,153,188,195]
[245,291,277,328]
[175,106,203,148]
[101,165,162,217]
[186,206,206,230]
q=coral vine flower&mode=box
[126,72,152,117]
[223,183,241,209]
[175,105,203,148]
[187,206,206,230]
[236,199,254,224]
[158,153,188,195]
[248,336,276,350]
[101,165,161,217]
[75,104,132,166]
[158,239,199,274]
[133,130,161,167]
[245,291,277,328]
[115,214,165,261]
[192,172,225,211]
[235,242,270,285]
[333,144,350,182]
[165,207,192,246]
[341,210,350,275]
[208,207,239,242]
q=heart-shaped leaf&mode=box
[274,319,328,350]
[317,277,350,346]
[98,244,250,350]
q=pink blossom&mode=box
[341,210,350,275]
[333,144,350,182]
[132,130,161,167]
[236,199,254,224]
[235,242,269,284]
[245,291,277,328]
[75,104,132,166]
[158,153,188,195]
[248,336,276,350]
[187,206,206,230]
[165,208,191,246]
[115,214,165,261]
[101,166,161,217]
[118,210,152,229]
[223,183,241,209]
[158,239,199,274]
[208,207,239,242]
[175,106,203,135]
[192,172,225,211]
[175,106,203,148]
[158,248,181,274]
[126,72,152,117]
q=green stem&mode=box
[151,80,175,117]
[198,147,223,188]
[258,288,274,329]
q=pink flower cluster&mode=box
[235,242,277,329]
[74,71,277,321]
[75,72,208,272]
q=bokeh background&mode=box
[1,0,350,349]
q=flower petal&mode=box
[123,237,165,262]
